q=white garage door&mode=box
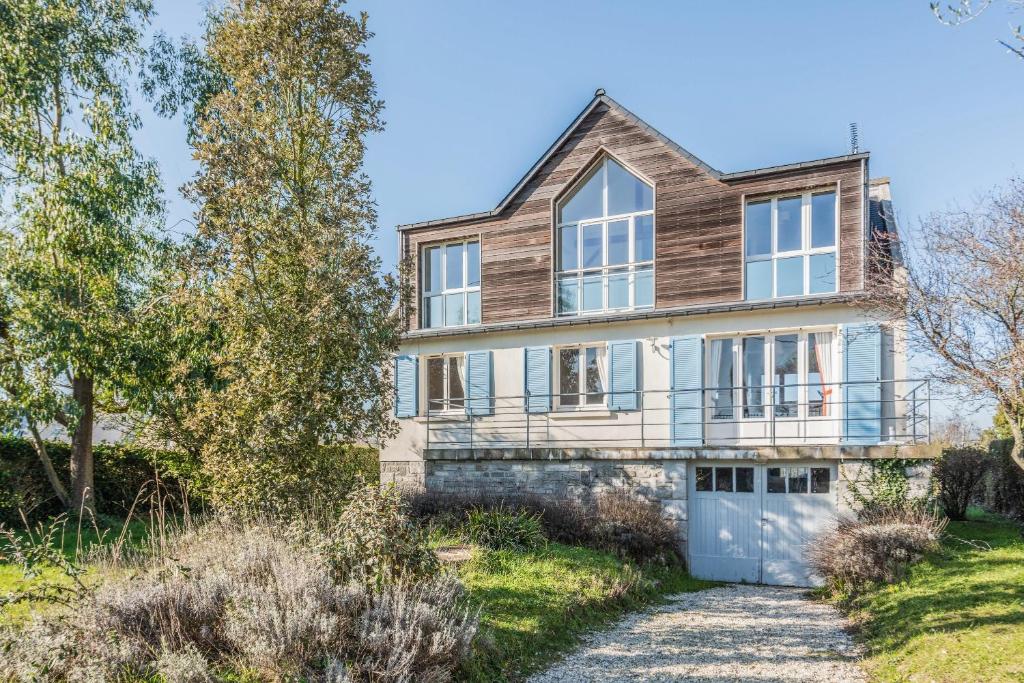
[687,462,837,587]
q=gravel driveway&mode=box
[528,584,865,682]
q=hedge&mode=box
[987,439,1024,521]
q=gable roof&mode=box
[397,90,869,231]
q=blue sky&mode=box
[143,0,1024,427]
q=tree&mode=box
[0,0,168,515]
[173,0,401,507]
[870,178,1024,474]
[931,0,1024,59]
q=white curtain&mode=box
[596,346,608,396]
[814,332,833,416]
[709,339,725,403]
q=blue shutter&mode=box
[843,323,882,444]
[608,340,638,411]
[670,336,704,446]
[394,354,418,418]
[524,346,551,413]
[465,350,493,416]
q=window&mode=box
[556,344,606,408]
[744,190,837,300]
[425,354,465,412]
[556,157,654,315]
[708,330,835,421]
[766,466,831,494]
[695,466,755,493]
[421,240,480,328]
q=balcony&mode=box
[421,379,932,456]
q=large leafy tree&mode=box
[0,0,168,515]
[175,0,401,507]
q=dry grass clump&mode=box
[809,505,947,595]
[0,490,477,682]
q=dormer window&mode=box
[555,157,654,316]
[421,239,480,328]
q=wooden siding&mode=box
[402,102,866,330]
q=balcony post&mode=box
[640,389,645,448]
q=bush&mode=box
[987,439,1024,520]
[464,506,546,551]
[0,436,201,525]
[809,506,947,595]
[934,446,989,520]
[592,490,682,565]
[0,513,477,682]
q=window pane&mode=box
[745,260,772,300]
[444,292,464,326]
[557,276,579,314]
[736,467,755,493]
[467,290,481,324]
[448,357,465,409]
[558,225,578,271]
[811,467,831,494]
[745,201,771,257]
[766,467,785,493]
[422,295,442,329]
[582,272,603,311]
[788,467,809,494]
[427,357,445,411]
[608,220,629,265]
[467,241,480,286]
[607,158,653,215]
[559,348,580,406]
[715,467,734,492]
[776,196,803,252]
[585,346,604,405]
[423,246,441,293]
[774,334,798,418]
[775,256,804,297]
[807,332,832,417]
[710,338,734,420]
[445,243,464,289]
[608,270,629,308]
[559,164,604,224]
[635,266,653,307]
[695,467,713,492]
[635,214,654,261]
[743,336,765,418]
[582,223,603,268]
[811,192,836,248]
[809,252,836,294]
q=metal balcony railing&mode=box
[423,379,931,450]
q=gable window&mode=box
[425,354,465,412]
[421,240,480,328]
[555,158,654,316]
[556,343,606,408]
[707,330,835,421]
[744,190,837,300]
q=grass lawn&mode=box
[851,509,1024,682]
[456,543,713,682]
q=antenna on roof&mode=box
[849,122,860,154]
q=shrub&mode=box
[934,446,989,520]
[465,506,546,551]
[592,490,681,565]
[809,506,947,594]
[844,458,924,518]
[987,439,1024,520]
[0,514,477,682]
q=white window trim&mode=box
[421,239,481,329]
[554,157,655,317]
[705,327,838,423]
[553,343,607,411]
[422,353,466,415]
[743,189,839,300]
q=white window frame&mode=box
[743,189,839,300]
[555,158,655,316]
[423,353,466,415]
[421,239,481,329]
[705,328,838,423]
[553,343,607,410]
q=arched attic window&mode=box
[555,156,654,315]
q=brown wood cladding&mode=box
[402,103,865,330]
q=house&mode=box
[380,90,936,587]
